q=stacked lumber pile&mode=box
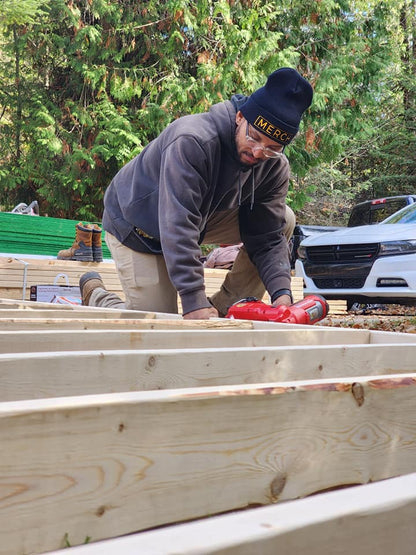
[0,255,347,314]
[0,256,125,302]
[0,298,415,554]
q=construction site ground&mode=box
[321,304,416,333]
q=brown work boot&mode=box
[57,222,93,262]
[91,224,103,262]
[79,271,106,305]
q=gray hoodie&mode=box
[102,95,291,314]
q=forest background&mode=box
[0,0,415,225]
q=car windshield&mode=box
[382,203,416,224]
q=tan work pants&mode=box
[89,205,295,316]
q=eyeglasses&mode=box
[245,122,285,158]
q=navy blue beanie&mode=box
[240,68,313,146]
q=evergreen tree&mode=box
[296,0,415,222]
[0,0,413,220]
[355,0,416,198]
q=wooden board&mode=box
[0,317,258,331]
[1,327,414,354]
[1,316,415,347]
[0,308,163,319]
[49,473,416,555]
[1,315,415,345]
[0,327,384,354]
[2,343,416,401]
[1,374,415,554]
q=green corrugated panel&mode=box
[0,213,112,258]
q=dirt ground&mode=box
[320,304,416,334]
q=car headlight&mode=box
[297,245,307,259]
[379,240,416,256]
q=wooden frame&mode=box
[0,297,414,554]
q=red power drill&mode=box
[226,294,329,325]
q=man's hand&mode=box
[271,294,292,307]
[183,306,219,320]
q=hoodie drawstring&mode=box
[238,169,255,210]
[250,171,255,210]
[238,172,243,206]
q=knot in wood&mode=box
[270,473,287,501]
[352,382,365,407]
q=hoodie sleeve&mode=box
[239,160,292,299]
[158,134,218,315]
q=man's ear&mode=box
[235,111,244,125]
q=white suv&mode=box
[295,203,416,308]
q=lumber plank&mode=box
[251,320,416,341]
[0,317,255,330]
[2,344,416,401]
[0,309,161,319]
[1,325,414,354]
[0,299,110,311]
[0,317,415,343]
[0,327,374,354]
[48,473,416,555]
[1,375,415,554]
[0,303,203,320]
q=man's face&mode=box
[235,111,284,166]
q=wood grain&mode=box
[1,344,416,401]
[47,473,416,555]
[1,375,416,553]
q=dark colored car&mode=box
[347,195,416,226]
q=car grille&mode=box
[306,243,379,263]
[313,277,366,289]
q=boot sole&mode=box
[57,254,94,262]
[92,247,103,263]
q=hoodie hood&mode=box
[208,98,242,165]
[231,93,250,111]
